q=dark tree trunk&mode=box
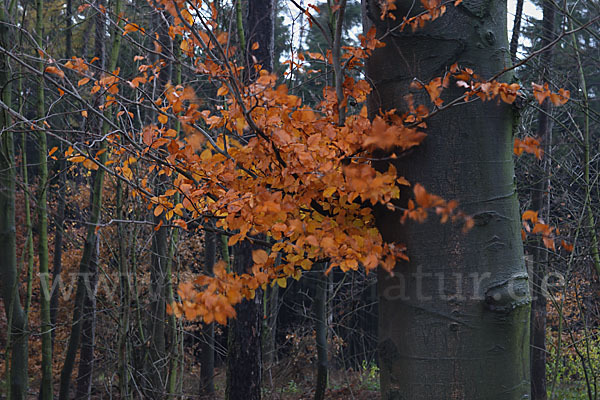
[313,264,328,400]
[244,0,275,78]
[0,13,28,397]
[509,0,524,62]
[50,161,65,345]
[224,2,275,399]
[75,237,99,399]
[364,1,531,399]
[145,9,173,397]
[226,240,262,400]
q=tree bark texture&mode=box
[364,1,531,399]
[245,0,275,75]
[224,2,275,398]
[226,240,262,400]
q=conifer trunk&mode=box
[364,1,531,398]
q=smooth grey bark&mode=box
[364,1,530,399]
[529,2,555,399]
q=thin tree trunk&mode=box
[364,2,530,398]
[145,9,172,397]
[74,237,99,399]
[313,264,328,400]
[35,0,53,394]
[72,2,113,396]
[116,180,132,399]
[147,207,168,398]
[165,222,179,398]
[0,10,28,397]
[200,228,216,396]
[58,1,110,397]
[165,35,183,399]
[49,159,65,344]
[510,0,524,63]
[530,2,555,399]
[49,0,72,344]
[568,18,600,278]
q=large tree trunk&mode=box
[364,1,530,399]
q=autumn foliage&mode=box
[53,0,570,324]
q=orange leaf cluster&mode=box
[521,210,572,252]
[402,184,473,232]
[70,0,472,324]
[533,83,570,106]
[514,136,543,160]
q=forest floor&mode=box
[186,366,381,400]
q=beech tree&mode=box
[364,1,531,398]
[0,0,589,398]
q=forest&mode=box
[0,0,599,399]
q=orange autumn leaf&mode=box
[514,137,543,160]
[522,210,538,224]
[45,66,65,79]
